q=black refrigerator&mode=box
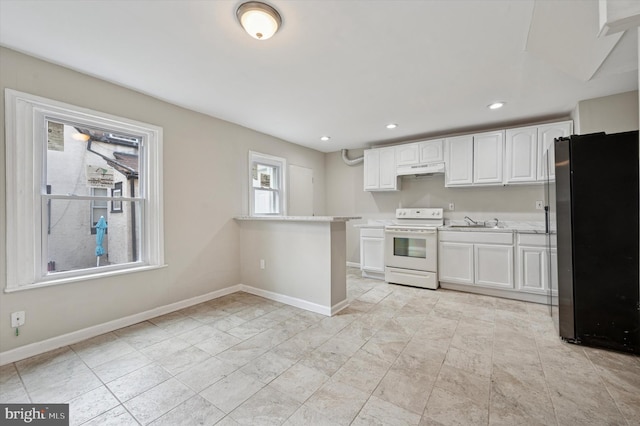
[552,130,639,354]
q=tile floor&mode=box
[1,268,639,425]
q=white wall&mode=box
[0,47,326,354]
[573,90,639,134]
[324,149,545,263]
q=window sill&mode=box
[4,264,168,293]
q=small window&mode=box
[5,89,165,290]
[111,182,123,213]
[249,151,286,216]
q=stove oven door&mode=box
[384,227,437,272]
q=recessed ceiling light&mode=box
[488,102,505,110]
[320,136,331,141]
[386,123,398,129]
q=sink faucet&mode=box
[490,218,499,228]
[464,216,478,225]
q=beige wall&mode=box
[324,149,545,263]
[574,90,639,134]
[0,47,326,353]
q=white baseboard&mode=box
[1,283,353,366]
[331,299,350,315]
[362,270,385,281]
[239,284,348,317]
[346,261,361,268]
[0,285,242,366]
[440,282,548,304]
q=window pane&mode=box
[46,120,141,196]
[254,189,279,214]
[46,199,141,273]
[111,182,123,212]
[252,163,278,189]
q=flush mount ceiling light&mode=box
[72,132,90,141]
[236,2,282,40]
[488,102,505,110]
[386,123,398,129]
[320,136,331,141]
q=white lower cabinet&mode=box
[439,231,514,289]
[516,233,557,295]
[518,246,546,293]
[475,244,513,288]
[439,242,474,284]
[360,228,385,279]
[440,230,557,302]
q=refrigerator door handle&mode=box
[544,205,549,234]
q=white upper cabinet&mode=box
[368,120,571,191]
[504,120,573,185]
[505,126,538,183]
[419,139,444,163]
[445,131,504,187]
[473,130,504,185]
[363,149,380,190]
[379,147,398,190]
[395,143,420,166]
[396,139,444,167]
[445,135,474,186]
[364,147,399,191]
[537,121,573,181]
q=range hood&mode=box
[396,162,445,176]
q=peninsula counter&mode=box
[234,216,361,316]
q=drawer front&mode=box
[360,228,384,238]
[385,267,438,289]
[518,233,556,248]
[439,231,513,244]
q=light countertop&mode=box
[353,220,393,229]
[235,216,361,222]
[441,220,547,234]
[353,219,550,233]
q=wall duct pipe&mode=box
[341,149,364,166]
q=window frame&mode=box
[248,151,287,216]
[111,182,124,213]
[4,89,165,291]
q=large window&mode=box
[5,89,164,290]
[249,151,286,216]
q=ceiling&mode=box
[0,0,637,153]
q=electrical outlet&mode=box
[536,200,544,210]
[260,259,265,269]
[11,311,25,328]
[449,203,455,211]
